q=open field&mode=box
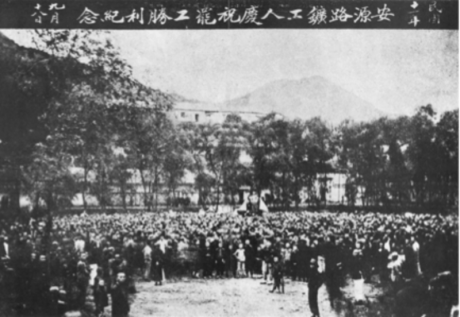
[104,276,391,317]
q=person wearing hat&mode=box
[308,258,323,317]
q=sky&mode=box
[4,29,458,115]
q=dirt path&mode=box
[127,277,340,317]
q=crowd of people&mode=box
[0,209,458,317]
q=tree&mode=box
[247,113,280,202]
[338,119,387,206]
[302,117,335,205]
[219,114,251,205]
[406,105,439,206]
[161,122,194,207]
[436,109,458,206]
[1,30,172,212]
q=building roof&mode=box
[174,101,269,115]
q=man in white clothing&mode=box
[143,242,152,281]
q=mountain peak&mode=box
[224,76,385,124]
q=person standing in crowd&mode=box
[177,237,189,275]
[324,235,342,307]
[298,236,310,282]
[308,258,323,317]
[281,242,292,279]
[111,272,130,317]
[215,241,225,278]
[244,239,255,278]
[259,241,271,284]
[153,244,164,285]
[234,243,246,278]
[410,232,423,277]
[290,244,300,281]
[225,242,236,278]
[270,255,284,294]
[93,267,108,317]
[351,244,366,304]
[31,254,51,315]
[142,241,152,281]
[0,235,10,260]
[203,241,213,278]
[387,251,404,293]
[155,233,169,282]
[76,260,90,311]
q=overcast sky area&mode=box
[4,29,458,115]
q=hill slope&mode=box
[223,76,386,124]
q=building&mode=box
[170,101,276,124]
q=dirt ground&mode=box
[108,276,392,317]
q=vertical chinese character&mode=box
[217,7,241,23]
[196,7,217,25]
[196,7,216,25]
[148,8,173,25]
[77,7,100,24]
[103,11,125,23]
[49,3,65,24]
[288,9,303,20]
[261,8,285,20]
[354,7,373,23]
[307,6,327,25]
[408,1,420,27]
[174,10,190,22]
[330,7,353,23]
[428,1,442,24]
[31,4,48,24]
[125,8,144,25]
[240,6,262,25]
[371,4,395,22]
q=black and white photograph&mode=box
[0,1,458,317]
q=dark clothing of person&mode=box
[308,267,323,317]
[152,247,164,283]
[325,243,343,304]
[350,252,364,280]
[271,261,285,293]
[111,281,130,317]
[153,259,163,284]
[298,242,310,281]
[290,248,301,281]
[93,276,109,316]
[203,246,213,278]
[215,246,225,277]
[244,244,255,277]
[225,246,236,277]
[76,268,89,310]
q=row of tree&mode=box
[0,31,458,212]
[177,106,458,209]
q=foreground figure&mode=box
[308,259,323,317]
[270,256,284,293]
[111,272,130,317]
